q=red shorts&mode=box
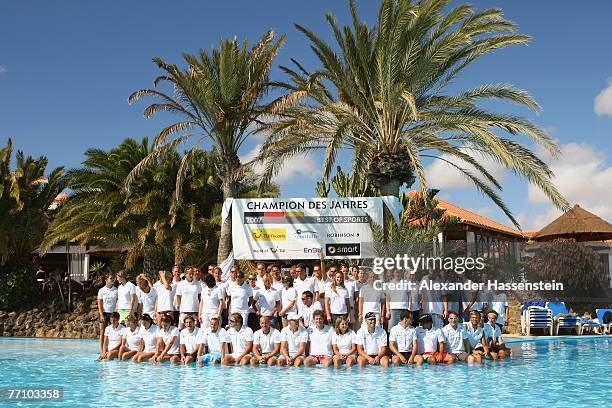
[423,351,447,361]
[311,355,328,364]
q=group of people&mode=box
[96,259,510,367]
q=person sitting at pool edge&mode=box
[484,311,509,360]
[304,310,333,368]
[196,315,226,366]
[252,315,281,366]
[356,312,389,368]
[133,314,158,363]
[278,313,308,367]
[98,311,124,361]
[441,310,474,365]
[180,315,200,365]
[416,314,452,365]
[463,311,485,364]
[389,310,422,366]
[118,315,141,361]
[154,315,180,364]
[222,313,254,366]
[331,315,357,368]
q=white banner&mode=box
[231,197,387,260]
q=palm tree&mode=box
[127,30,284,265]
[0,138,66,268]
[258,0,568,227]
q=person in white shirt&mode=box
[98,312,123,361]
[331,316,357,368]
[442,310,473,364]
[134,314,158,363]
[419,269,445,329]
[116,271,137,324]
[304,310,333,368]
[324,271,351,326]
[254,275,281,328]
[490,289,508,330]
[311,263,326,308]
[340,264,357,327]
[356,312,389,368]
[389,310,422,366]
[255,262,267,289]
[415,314,452,365]
[176,267,202,329]
[358,270,386,327]
[278,313,308,367]
[246,274,261,330]
[97,273,118,354]
[294,264,318,308]
[463,310,486,364]
[251,316,281,366]
[280,276,298,326]
[385,269,410,329]
[222,313,254,366]
[270,264,284,292]
[154,270,177,326]
[179,315,200,365]
[136,274,157,319]
[154,315,180,364]
[484,311,509,360]
[198,273,224,329]
[118,315,141,361]
[196,316,226,366]
[298,290,323,329]
[227,272,254,328]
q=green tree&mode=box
[259,0,568,227]
[127,30,284,265]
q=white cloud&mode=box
[594,79,612,116]
[425,149,507,190]
[0,65,6,75]
[526,142,612,229]
[240,144,321,184]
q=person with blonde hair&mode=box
[118,315,141,361]
[331,315,357,368]
[324,271,351,325]
[254,274,281,328]
[136,273,157,319]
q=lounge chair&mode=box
[545,302,580,335]
[595,309,612,335]
[521,302,553,336]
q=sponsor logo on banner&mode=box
[325,243,361,256]
[251,228,286,241]
[303,247,322,254]
[293,229,318,239]
[326,232,360,238]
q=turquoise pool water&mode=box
[0,336,609,407]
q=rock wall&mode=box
[0,297,99,339]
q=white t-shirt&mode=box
[117,281,137,310]
[442,324,466,354]
[331,330,356,354]
[280,326,308,357]
[158,326,180,354]
[272,280,284,292]
[484,323,502,343]
[344,278,356,302]
[104,324,125,350]
[176,280,201,313]
[254,327,281,353]
[294,277,317,308]
[359,284,385,315]
[180,327,200,354]
[229,283,254,314]
[137,287,157,316]
[225,326,254,355]
[155,282,177,312]
[325,286,349,314]
[97,286,118,313]
[307,325,333,356]
[197,326,227,353]
[281,287,298,314]
[355,326,387,355]
[420,276,444,315]
[256,287,280,316]
[298,302,323,328]
[491,293,508,325]
[385,280,409,310]
[415,327,445,354]
[463,322,485,349]
[138,324,159,353]
[389,323,417,353]
[200,285,222,315]
[122,326,142,351]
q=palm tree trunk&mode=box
[217,181,237,265]
[379,180,401,197]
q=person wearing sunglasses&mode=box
[441,310,472,364]
[221,313,253,366]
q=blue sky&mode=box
[1,1,611,230]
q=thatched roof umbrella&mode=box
[532,204,612,242]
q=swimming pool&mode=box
[0,336,609,407]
